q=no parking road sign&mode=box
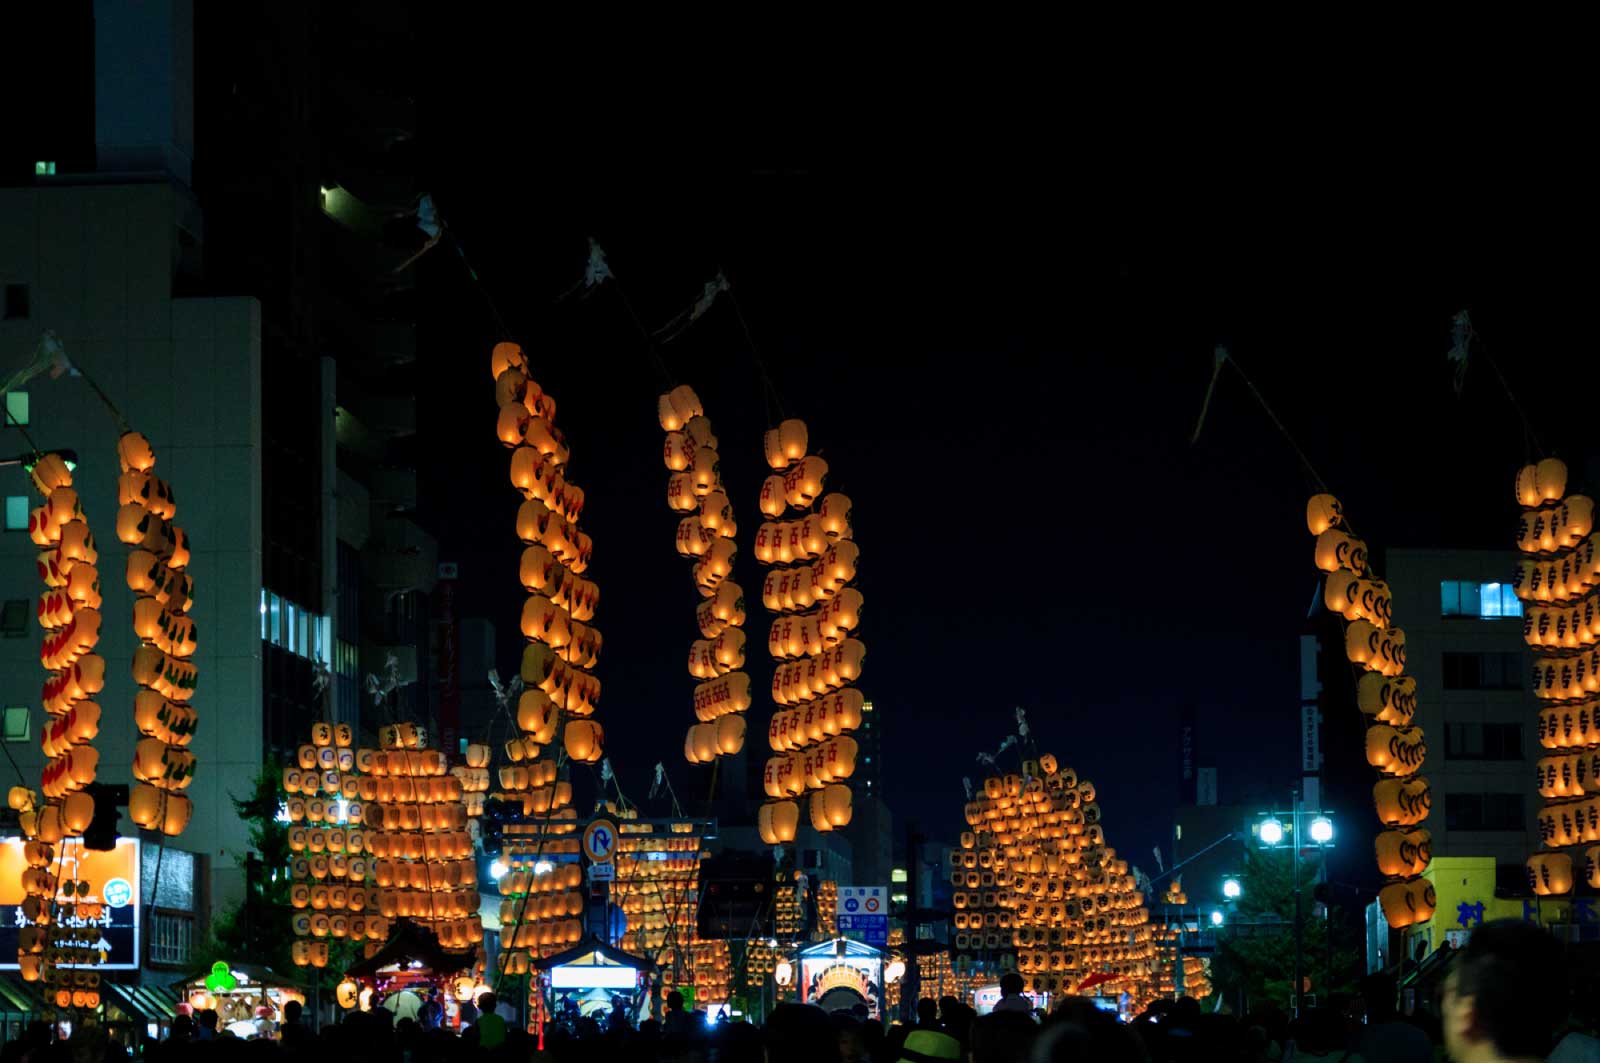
[837,886,889,946]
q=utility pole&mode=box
[1292,786,1304,1018]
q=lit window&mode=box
[1441,580,1523,619]
[3,706,29,742]
[34,161,56,176]
[4,496,29,531]
[4,391,28,426]
[891,869,908,883]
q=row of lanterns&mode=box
[494,343,606,776]
[657,386,754,765]
[1307,494,1436,924]
[28,455,102,806]
[17,455,109,994]
[752,418,863,841]
[955,755,1157,1005]
[118,433,198,837]
[1513,460,1600,897]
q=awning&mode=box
[531,936,657,973]
[0,975,43,1015]
[104,982,180,1023]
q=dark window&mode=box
[1445,792,1525,831]
[1445,722,1522,760]
[0,599,27,637]
[1442,652,1524,690]
[3,285,28,320]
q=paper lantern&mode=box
[1305,494,1343,535]
[658,385,703,432]
[62,790,93,834]
[758,800,800,845]
[564,720,604,763]
[1528,853,1574,897]
[1374,829,1431,878]
[812,784,852,830]
[715,714,746,756]
[763,419,809,470]
[783,456,828,509]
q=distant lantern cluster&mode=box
[613,817,703,999]
[752,418,863,843]
[1511,459,1600,896]
[492,342,605,771]
[955,755,1155,1005]
[117,432,198,837]
[366,724,484,950]
[1305,494,1436,926]
[282,722,377,968]
[657,385,751,765]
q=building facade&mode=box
[1,0,435,984]
[1384,547,1539,871]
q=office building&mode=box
[0,0,434,980]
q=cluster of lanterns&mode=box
[752,418,864,841]
[954,756,1156,1003]
[496,861,585,968]
[744,940,779,990]
[774,874,806,939]
[28,454,103,809]
[1306,495,1436,926]
[10,787,104,1005]
[364,730,484,949]
[453,744,492,820]
[613,821,702,973]
[117,433,198,836]
[815,879,837,935]
[683,939,732,1008]
[1513,459,1600,895]
[493,342,606,771]
[657,386,753,765]
[283,723,372,967]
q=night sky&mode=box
[409,86,1596,871]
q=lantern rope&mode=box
[722,280,788,427]
[1447,312,1545,461]
[1190,347,1331,495]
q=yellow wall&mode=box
[1406,856,1577,955]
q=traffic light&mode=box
[82,783,126,851]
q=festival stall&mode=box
[530,936,655,1027]
[172,962,306,1037]
[342,918,482,1025]
[795,937,886,1017]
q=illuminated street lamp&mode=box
[1257,817,1285,846]
[1210,910,1224,927]
[1222,877,1242,900]
[1309,816,1334,846]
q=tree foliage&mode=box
[1208,849,1364,1012]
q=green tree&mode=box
[1208,849,1364,1013]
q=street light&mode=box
[1258,817,1284,846]
[1210,910,1224,927]
[489,859,508,881]
[1309,816,1334,845]
[1222,877,1242,900]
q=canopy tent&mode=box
[531,936,658,976]
[347,918,477,979]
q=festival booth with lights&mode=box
[530,936,655,1023]
[340,918,481,1021]
[792,938,889,1016]
[172,962,306,1037]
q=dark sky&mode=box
[410,80,1597,870]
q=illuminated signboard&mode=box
[0,838,142,969]
[549,964,638,989]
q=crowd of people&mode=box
[0,921,1592,1062]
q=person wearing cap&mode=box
[899,1027,963,1063]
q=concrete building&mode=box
[0,0,434,983]
[1383,548,1538,872]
